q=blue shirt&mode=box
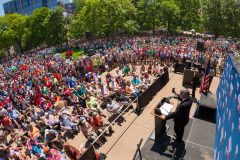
[131,78,140,86]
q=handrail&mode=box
[92,98,138,145]
[77,98,139,159]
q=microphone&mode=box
[172,88,180,97]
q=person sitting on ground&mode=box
[43,146,62,160]
[125,80,140,99]
[28,124,40,140]
[123,64,130,75]
[115,88,131,105]
[140,63,145,74]
[131,74,141,86]
[90,112,113,135]
[44,129,63,151]
[147,63,152,74]
[105,98,122,113]
[79,118,102,146]
[59,113,78,134]
[97,83,112,99]
[85,94,106,117]
[0,115,15,134]
[42,113,60,130]
[74,85,86,100]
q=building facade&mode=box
[1,0,74,15]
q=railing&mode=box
[79,98,138,160]
[132,138,143,160]
[92,98,138,145]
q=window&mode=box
[3,1,17,14]
[47,0,57,8]
[42,0,47,7]
[14,0,22,13]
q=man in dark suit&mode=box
[192,70,200,98]
[160,89,192,143]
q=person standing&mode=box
[160,89,192,143]
[192,70,200,98]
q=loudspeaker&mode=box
[85,32,94,41]
[197,41,204,52]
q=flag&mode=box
[200,59,211,93]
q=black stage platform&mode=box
[140,119,215,160]
[195,93,217,123]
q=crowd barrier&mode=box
[136,70,170,114]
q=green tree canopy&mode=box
[43,7,66,47]
[70,0,138,38]
[160,0,180,33]
[0,14,28,53]
[24,7,50,49]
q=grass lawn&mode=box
[61,49,85,60]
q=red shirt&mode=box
[0,116,12,128]
[91,116,103,128]
[45,81,51,88]
[21,65,27,70]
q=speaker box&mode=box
[197,41,204,52]
[182,69,195,85]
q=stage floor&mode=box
[140,118,215,160]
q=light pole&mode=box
[63,11,70,49]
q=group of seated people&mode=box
[0,34,231,160]
[0,52,167,160]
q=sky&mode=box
[0,0,11,16]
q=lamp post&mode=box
[63,11,70,49]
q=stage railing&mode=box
[136,70,170,114]
[132,138,143,160]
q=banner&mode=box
[214,55,240,160]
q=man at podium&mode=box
[160,89,192,143]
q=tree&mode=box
[135,0,161,34]
[24,7,50,49]
[70,0,138,38]
[160,0,180,33]
[74,0,86,12]
[175,0,202,31]
[0,14,28,54]
[204,0,223,37]
[221,0,240,37]
[43,7,66,47]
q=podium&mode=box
[185,60,192,69]
[174,63,185,73]
[150,102,173,141]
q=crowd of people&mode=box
[0,34,238,160]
